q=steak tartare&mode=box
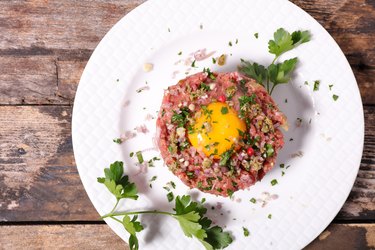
[157,70,287,197]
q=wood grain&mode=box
[306,223,375,250]
[0,0,373,104]
[0,223,374,249]
[1,105,374,221]
[0,224,128,250]
[0,106,99,221]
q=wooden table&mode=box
[0,0,374,249]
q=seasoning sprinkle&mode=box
[271,179,278,186]
[243,227,250,237]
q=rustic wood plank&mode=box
[0,105,374,221]
[306,224,375,250]
[0,56,61,104]
[0,224,128,249]
[337,106,375,220]
[0,57,372,105]
[0,0,145,51]
[0,0,373,105]
[0,106,99,221]
[0,223,373,249]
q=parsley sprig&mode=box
[98,161,233,250]
[239,28,311,94]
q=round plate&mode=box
[72,0,364,249]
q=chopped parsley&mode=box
[129,152,134,157]
[178,51,182,55]
[186,171,195,179]
[212,57,217,64]
[219,149,233,166]
[265,144,274,157]
[167,192,174,202]
[333,94,339,101]
[243,227,250,237]
[149,176,157,188]
[235,38,238,44]
[191,60,197,68]
[203,67,216,80]
[268,214,272,219]
[271,179,278,186]
[329,84,334,90]
[280,163,285,168]
[227,189,234,198]
[229,41,233,46]
[254,32,258,39]
[250,198,256,204]
[171,107,190,127]
[313,80,320,91]
[221,106,229,114]
[282,171,285,176]
[113,138,122,144]
[136,151,144,164]
[199,82,210,91]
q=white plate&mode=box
[72,0,364,249]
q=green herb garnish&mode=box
[200,82,211,91]
[250,198,256,204]
[271,179,278,186]
[268,214,272,219]
[136,151,144,164]
[265,144,274,157]
[98,161,233,250]
[313,80,320,91]
[243,227,250,237]
[239,28,311,94]
[191,60,197,68]
[219,149,233,166]
[113,138,123,144]
[221,106,228,115]
[167,192,174,202]
[171,107,190,127]
[333,94,339,101]
[254,32,259,39]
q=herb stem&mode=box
[270,84,276,95]
[271,56,278,65]
[110,216,123,224]
[110,199,120,214]
[102,210,174,219]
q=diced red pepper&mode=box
[247,147,254,156]
[218,95,226,103]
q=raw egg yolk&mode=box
[188,102,246,159]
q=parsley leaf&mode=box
[173,195,233,250]
[238,60,267,85]
[268,28,294,57]
[123,215,144,250]
[99,162,233,250]
[268,57,298,84]
[269,28,311,60]
[291,30,311,46]
[98,161,138,200]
